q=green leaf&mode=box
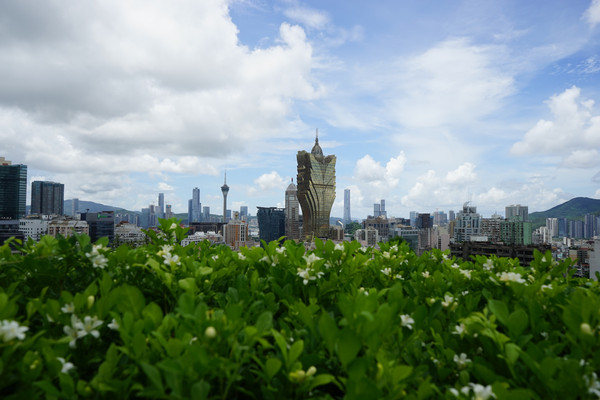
[308,374,337,391]
[504,343,520,365]
[140,362,164,394]
[191,380,210,400]
[288,340,304,366]
[507,309,528,338]
[392,365,413,382]
[337,329,361,368]
[488,299,509,325]
[115,285,146,318]
[265,358,282,380]
[318,312,338,354]
[33,381,61,397]
[256,311,273,333]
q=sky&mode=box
[1,0,600,220]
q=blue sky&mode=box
[1,0,599,219]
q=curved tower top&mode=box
[311,129,323,158]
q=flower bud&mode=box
[306,366,317,377]
[87,295,95,309]
[581,322,593,335]
[205,326,217,339]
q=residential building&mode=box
[19,217,50,241]
[181,231,223,247]
[71,198,80,217]
[257,207,286,245]
[481,215,503,243]
[223,212,248,250]
[454,202,481,242]
[0,157,27,220]
[296,130,336,239]
[500,217,533,245]
[48,219,89,238]
[114,222,147,246]
[158,193,165,219]
[505,204,528,222]
[188,187,201,223]
[31,181,64,215]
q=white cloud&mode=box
[511,86,600,168]
[158,182,174,191]
[562,149,600,168]
[353,152,406,190]
[584,0,600,27]
[392,38,515,128]
[284,6,330,30]
[401,163,478,208]
[249,171,287,196]
[0,0,319,195]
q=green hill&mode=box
[529,197,600,229]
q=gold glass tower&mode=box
[296,130,336,239]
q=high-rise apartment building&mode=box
[343,189,351,224]
[223,212,247,250]
[240,206,248,220]
[285,180,300,240]
[31,181,64,215]
[454,202,481,242]
[409,211,418,227]
[297,131,336,239]
[0,157,27,220]
[505,204,528,222]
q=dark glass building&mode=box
[257,207,286,245]
[81,211,115,243]
[31,181,64,215]
[0,158,27,220]
[296,131,336,239]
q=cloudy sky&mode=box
[2,0,600,219]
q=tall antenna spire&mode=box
[224,169,227,184]
[315,128,319,143]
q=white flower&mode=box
[381,267,392,276]
[469,383,495,400]
[212,255,220,261]
[451,263,460,269]
[395,274,403,280]
[75,315,103,339]
[276,246,286,254]
[540,331,548,338]
[237,253,246,260]
[303,253,322,267]
[108,319,119,330]
[170,223,177,230]
[297,267,313,285]
[400,314,414,330]
[390,244,398,252]
[453,353,471,368]
[462,290,469,296]
[442,294,455,308]
[358,287,368,296]
[453,323,466,335]
[442,253,449,260]
[483,259,494,271]
[541,284,552,291]
[541,256,547,262]
[422,271,430,278]
[162,252,180,266]
[334,243,344,251]
[498,272,526,284]
[459,269,472,279]
[64,316,85,348]
[161,245,174,253]
[0,320,29,342]
[449,388,459,397]
[57,357,75,374]
[586,373,600,397]
[61,302,75,314]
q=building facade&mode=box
[0,157,27,220]
[343,189,351,224]
[31,181,64,215]
[81,211,114,243]
[296,132,336,239]
[505,204,528,222]
[188,187,201,223]
[285,181,300,240]
[223,212,248,250]
[257,207,286,245]
[453,202,481,242]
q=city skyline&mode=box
[1,1,599,219]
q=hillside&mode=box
[529,197,600,228]
[63,199,133,214]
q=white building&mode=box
[18,217,49,241]
[454,202,481,242]
[181,231,223,246]
[590,239,600,280]
[115,222,148,246]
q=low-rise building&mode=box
[48,219,89,238]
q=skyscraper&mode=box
[257,207,286,245]
[221,172,229,223]
[72,198,80,217]
[505,204,528,222]
[343,189,351,224]
[296,130,336,239]
[240,206,248,220]
[188,187,201,223]
[285,179,300,240]
[31,181,64,215]
[454,202,481,242]
[0,157,27,220]
[158,193,165,219]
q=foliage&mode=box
[344,222,362,236]
[1,218,600,399]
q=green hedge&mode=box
[1,218,599,399]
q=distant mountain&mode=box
[64,199,134,214]
[529,197,600,228]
